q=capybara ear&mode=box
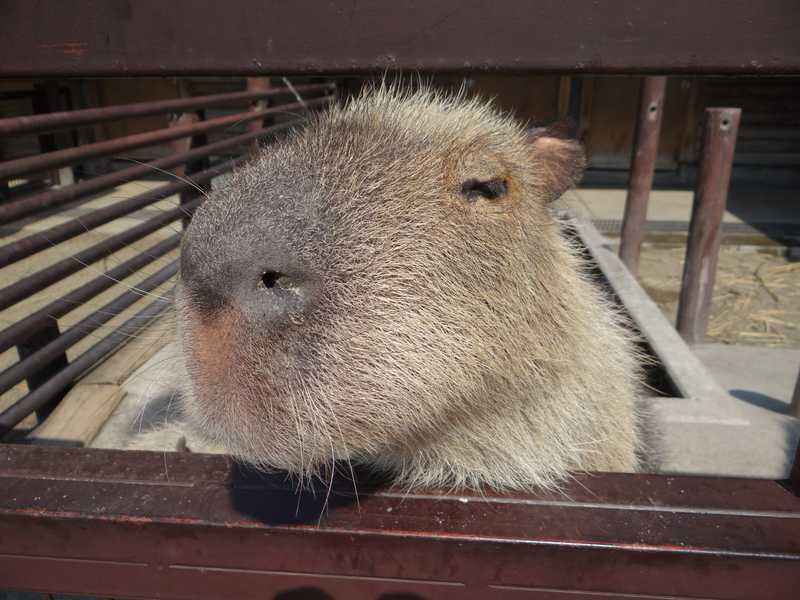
[526,126,586,203]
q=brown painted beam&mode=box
[1,1,799,76]
[0,445,799,599]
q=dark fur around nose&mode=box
[180,223,317,324]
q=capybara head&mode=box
[176,84,641,490]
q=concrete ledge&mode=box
[574,215,800,479]
[573,216,728,403]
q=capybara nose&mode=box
[180,226,318,324]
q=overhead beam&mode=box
[1,0,799,77]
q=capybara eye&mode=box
[460,177,507,201]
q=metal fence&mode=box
[0,79,335,438]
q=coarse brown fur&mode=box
[144,83,644,491]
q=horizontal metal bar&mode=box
[0,299,171,436]
[0,197,201,313]
[0,90,37,101]
[0,234,180,355]
[0,261,177,397]
[0,83,334,136]
[0,96,331,181]
[0,445,798,599]
[0,1,798,76]
[0,118,304,224]
[0,159,234,268]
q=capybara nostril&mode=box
[260,271,303,293]
[255,269,315,323]
[261,270,283,289]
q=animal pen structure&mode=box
[0,1,799,599]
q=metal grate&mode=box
[0,79,335,439]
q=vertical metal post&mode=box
[32,81,76,187]
[563,76,584,138]
[168,79,210,228]
[676,108,741,344]
[790,435,800,497]
[17,322,70,422]
[619,76,668,275]
[246,77,272,157]
[168,112,202,178]
[557,76,571,120]
[0,146,9,203]
[790,365,800,419]
[72,80,110,177]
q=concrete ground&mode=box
[653,344,799,479]
[695,344,800,413]
[694,344,799,477]
[562,185,800,229]
[94,329,800,480]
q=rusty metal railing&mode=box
[0,78,335,438]
[0,3,798,595]
[675,108,742,343]
[618,80,800,420]
[618,76,668,275]
[617,78,744,345]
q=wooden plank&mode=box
[24,384,125,447]
[78,316,173,387]
[25,318,172,447]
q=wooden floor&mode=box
[0,178,180,437]
[26,314,173,449]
